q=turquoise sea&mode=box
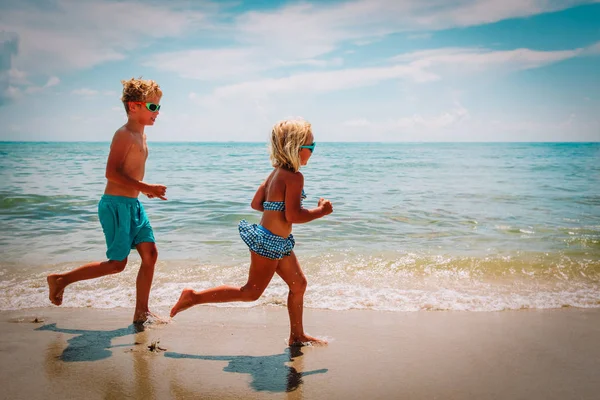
[1,142,599,311]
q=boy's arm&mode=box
[105,130,152,193]
[284,173,330,223]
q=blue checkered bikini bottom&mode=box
[239,219,295,260]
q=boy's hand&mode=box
[318,198,333,216]
[146,184,168,200]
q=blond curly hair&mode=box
[120,77,162,114]
[269,119,312,173]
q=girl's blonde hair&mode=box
[121,77,162,114]
[269,119,312,173]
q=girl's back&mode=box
[260,168,299,237]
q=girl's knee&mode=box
[290,277,307,295]
[240,286,264,302]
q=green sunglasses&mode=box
[144,102,161,112]
[132,102,161,112]
[300,142,316,153]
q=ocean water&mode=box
[1,142,599,312]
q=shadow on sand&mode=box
[165,346,328,393]
[35,322,145,362]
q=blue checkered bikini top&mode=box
[263,189,306,211]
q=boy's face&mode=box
[129,95,161,126]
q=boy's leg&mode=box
[131,200,157,323]
[47,259,128,305]
[276,251,326,346]
[133,241,158,322]
[48,196,133,306]
[170,251,278,317]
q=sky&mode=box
[0,0,599,142]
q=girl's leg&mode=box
[170,251,279,317]
[47,258,128,306]
[276,251,327,346]
[133,242,158,323]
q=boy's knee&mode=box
[110,259,128,273]
[141,245,158,265]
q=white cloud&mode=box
[9,124,22,132]
[72,88,99,96]
[147,48,263,80]
[581,40,600,55]
[393,46,582,72]
[1,31,19,105]
[1,0,599,142]
[468,113,600,141]
[8,68,28,85]
[146,0,596,80]
[344,118,370,127]
[198,45,583,101]
[231,0,590,57]
[5,85,21,102]
[237,0,597,54]
[198,64,437,101]
[2,0,210,73]
[24,76,60,93]
[339,106,600,142]
[45,76,60,87]
[146,47,344,81]
[408,33,433,40]
[68,88,118,98]
[4,0,596,83]
[343,104,470,132]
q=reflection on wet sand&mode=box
[165,346,328,394]
[39,322,162,398]
[36,320,328,398]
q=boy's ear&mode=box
[128,102,138,112]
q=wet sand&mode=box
[1,306,599,399]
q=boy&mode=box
[47,77,167,323]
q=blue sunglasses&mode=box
[300,142,316,153]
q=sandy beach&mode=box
[0,306,599,399]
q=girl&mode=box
[170,119,333,346]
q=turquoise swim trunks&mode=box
[98,195,155,261]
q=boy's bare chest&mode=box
[131,138,148,160]
[125,139,148,167]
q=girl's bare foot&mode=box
[47,275,65,306]
[170,289,196,318]
[289,334,328,347]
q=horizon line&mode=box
[1,140,599,144]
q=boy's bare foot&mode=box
[47,275,65,306]
[133,310,150,324]
[170,289,196,318]
[133,310,167,324]
[289,334,328,347]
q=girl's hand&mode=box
[318,198,333,215]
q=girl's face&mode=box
[299,132,314,166]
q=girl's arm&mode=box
[250,181,266,211]
[251,169,278,212]
[284,173,328,223]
